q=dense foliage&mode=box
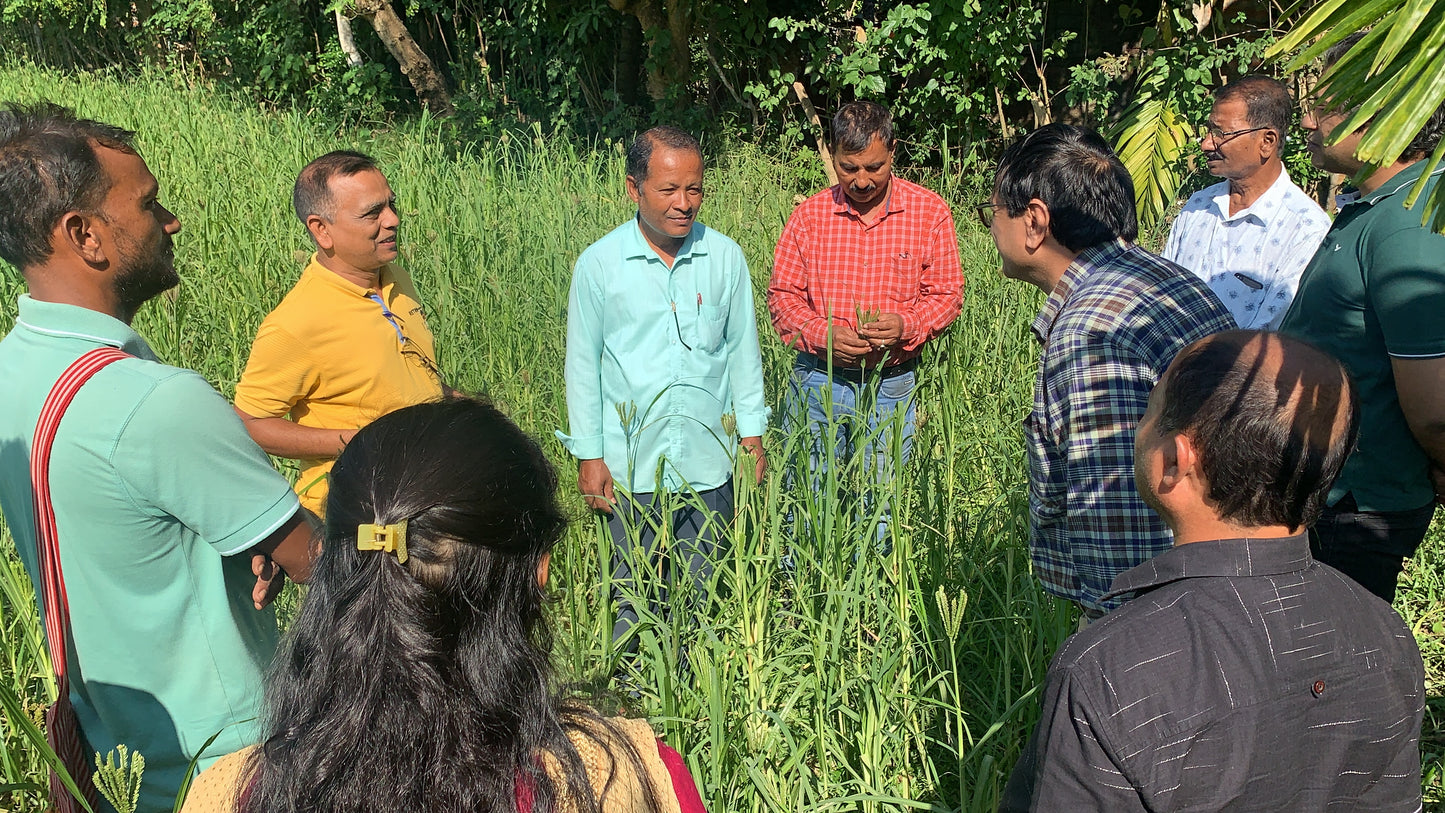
[0,0,1293,152]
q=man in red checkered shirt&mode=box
[768,101,963,535]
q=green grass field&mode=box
[0,65,1440,812]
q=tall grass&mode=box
[0,64,1440,811]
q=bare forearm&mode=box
[233,407,353,459]
[1391,356,1445,470]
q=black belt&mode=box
[795,352,917,381]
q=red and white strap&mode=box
[30,347,131,683]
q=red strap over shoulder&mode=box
[31,346,132,680]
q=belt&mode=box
[795,352,917,381]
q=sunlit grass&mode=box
[0,64,1439,812]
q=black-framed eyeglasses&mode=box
[1197,125,1272,145]
[976,203,1002,229]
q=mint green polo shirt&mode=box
[1279,161,1445,512]
[0,296,300,811]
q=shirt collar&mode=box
[622,217,708,262]
[1356,159,1443,207]
[302,254,397,295]
[830,177,906,219]
[1031,238,1131,345]
[1210,167,1295,225]
[1102,532,1313,602]
[13,294,154,357]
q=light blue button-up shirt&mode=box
[558,218,769,494]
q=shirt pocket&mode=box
[692,304,728,353]
[887,252,922,303]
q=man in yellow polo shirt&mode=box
[235,151,445,515]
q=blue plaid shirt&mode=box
[1026,240,1234,615]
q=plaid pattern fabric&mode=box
[1026,240,1234,615]
[768,177,963,366]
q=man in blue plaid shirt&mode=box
[982,125,1234,621]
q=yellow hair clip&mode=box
[357,521,408,564]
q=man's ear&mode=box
[1165,432,1202,490]
[625,175,641,205]
[1260,129,1281,161]
[1024,199,1052,252]
[56,210,107,266]
[306,214,333,251]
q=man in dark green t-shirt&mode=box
[1278,33,1445,602]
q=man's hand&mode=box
[249,510,317,610]
[828,324,875,366]
[251,553,286,610]
[578,457,616,514]
[858,312,905,350]
[740,436,766,484]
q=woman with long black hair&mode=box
[182,398,706,813]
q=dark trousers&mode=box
[606,480,734,651]
[1309,493,1437,603]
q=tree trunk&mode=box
[615,13,644,107]
[609,0,693,102]
[336,10,363,68]
[354,0,453,117]
[791,79,839,187]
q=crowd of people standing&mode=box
[0,25,1440,813]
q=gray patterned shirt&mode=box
[1002,534,1425,812]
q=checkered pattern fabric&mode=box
[1027,240,1235,615]
[768,177,963,366]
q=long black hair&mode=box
[243,398,654,813]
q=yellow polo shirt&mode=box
[235,256,444,514]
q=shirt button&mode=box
[1311,680,1325,697]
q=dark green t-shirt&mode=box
[1279,160,1445,512]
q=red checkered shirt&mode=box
[768,176,964,366]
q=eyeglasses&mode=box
[368,291,446,381]
[1197,125,1272,146]
[976,203,1002,229]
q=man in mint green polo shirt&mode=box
[0,104,314,810]
[1278,33,1445,603]
[558,126,769,657]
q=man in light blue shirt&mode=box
[1163,76,1330,329]
[558,126,768,652]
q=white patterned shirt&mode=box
[1163,169,1331,329]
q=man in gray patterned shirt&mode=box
[1002,330,1425,812]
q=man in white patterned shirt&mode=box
[1163,76,1330,329]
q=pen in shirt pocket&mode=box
[697,292,702,313]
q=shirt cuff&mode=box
[555,430,604,460]
[800,316,833,355]
[898,312,921,349]
[735,409,771,439]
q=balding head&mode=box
[1147,330,1358,531]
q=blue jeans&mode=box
[785,353,917,542]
